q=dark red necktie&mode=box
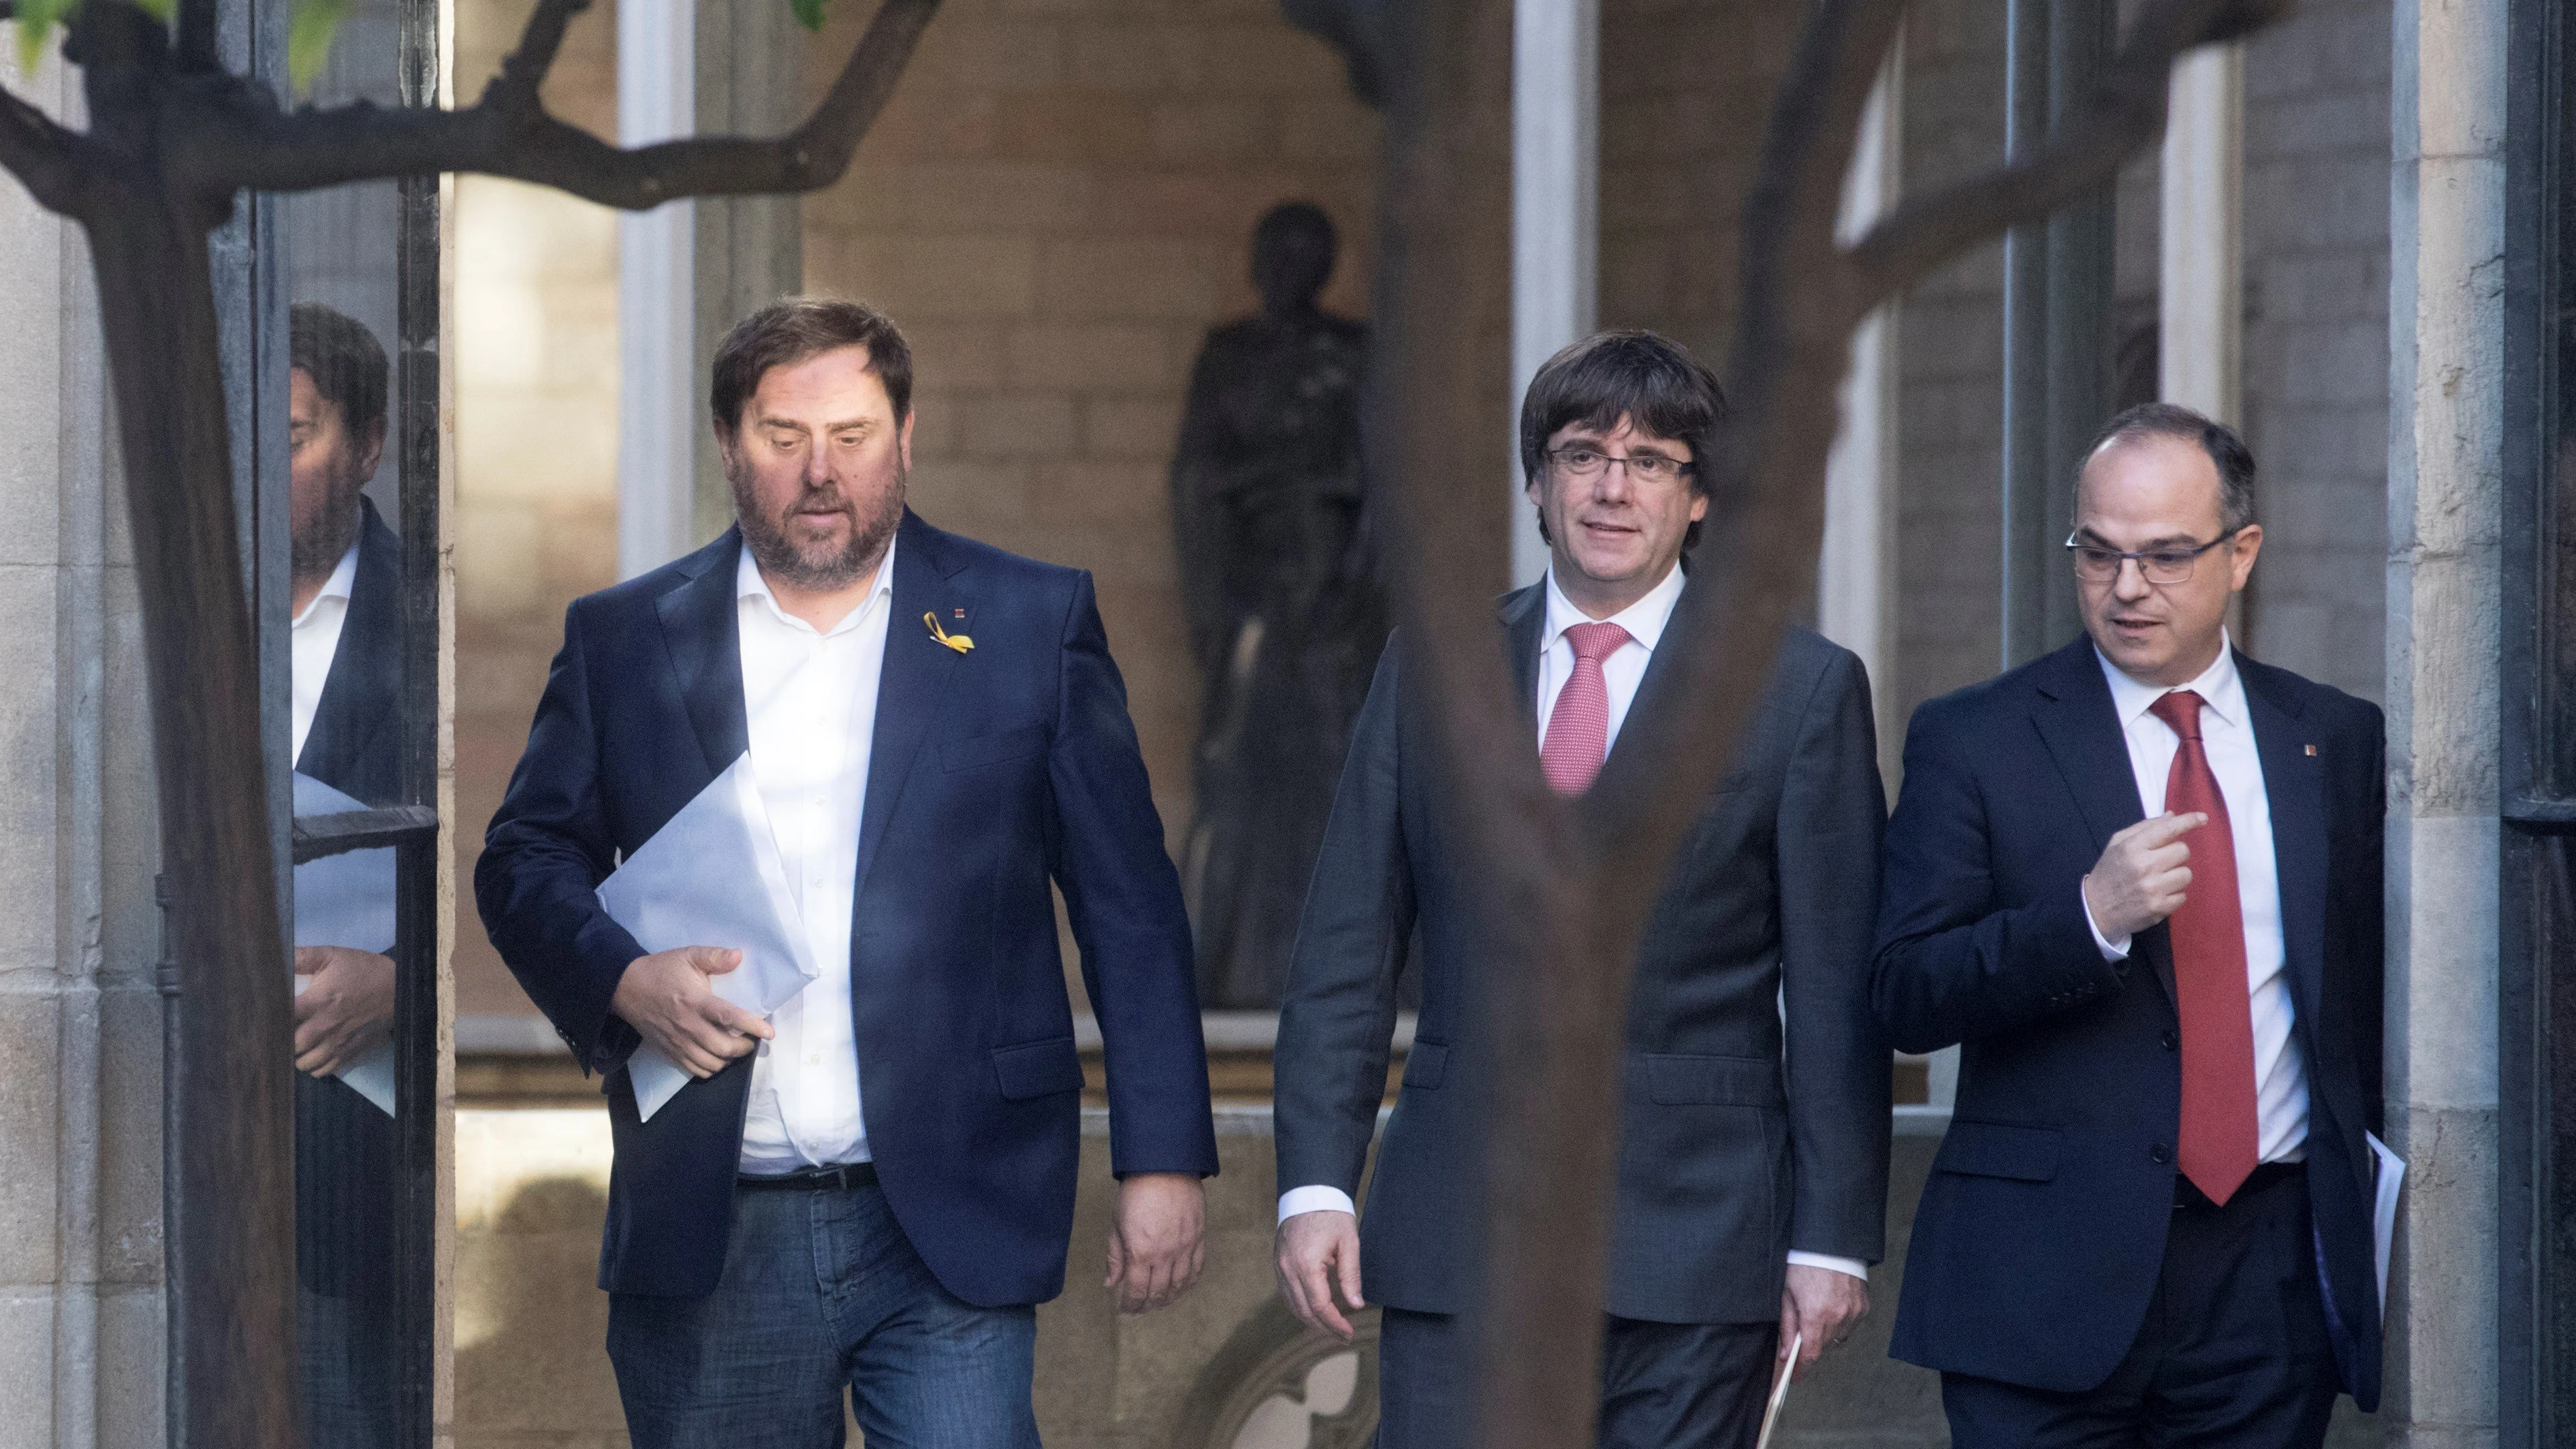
[1540,622,1630,795]
[2148,690,2261,1205]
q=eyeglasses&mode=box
[1546,446,1694,485]
[2063,528,2242,584]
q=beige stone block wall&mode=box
[800,0,1384,847]
[0,45,169,1449]
[451,0,624,1017]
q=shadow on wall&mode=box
[456,1175,630,1448]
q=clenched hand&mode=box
[1777,1263,1869,1384]
[2082,811,2209,942]
[609,946,774,1078]
[1106,1173,1205,1313]
[293,945,396,1077]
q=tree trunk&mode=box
[82,183,299,1448]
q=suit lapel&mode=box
[2027,637,2172,1007]
[1610,571,1696,774]
[654,530,750,778]
[2241,654,2328,1045]
[296,499,403,796]
[853,512,968,902]
[1500,582,1545,735]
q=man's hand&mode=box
[609,946,773,1078]
[293,945,396,1077]
[1275,1209,1364,1341]
[1106,1173,1205,1314]
[2082,811,2208,942]
[1777,1264,1869,1383]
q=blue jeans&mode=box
[607,1181,1041,1448]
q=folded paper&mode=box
[291,771,398,1117]
[596,752,820,1120]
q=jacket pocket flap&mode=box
[944,725,1047,772]
[1401,1040,1450,1089]
[991,1036,1085,1100]
[1934,1120,2062,1181]
[1644,1053,1783,1106]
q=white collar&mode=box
[1541,559,1685,655]
[735,532,896,637]
[293,539,360,628]
[2097,629,2247,732]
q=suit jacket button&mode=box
[2150,1143,2171,1164]
[2161,1030,2179,1051]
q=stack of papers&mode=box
[596,753,820,1120]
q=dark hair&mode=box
[289,302,388,434]
[1518,329,1728,552]
[710,296,913,438]
[2082,402,2256,533]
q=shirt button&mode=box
[2149,1143,2172,1164]
[808,1054,821,1066]
[2161,1030,2180,1051]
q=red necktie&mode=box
[2148,690,2261,1205]
[1540,622,1631,795]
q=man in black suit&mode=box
[283,302,406,1446]
[1272,331,1891,1448]
[1874,403,2385,1446]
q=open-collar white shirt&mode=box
[289,540,361,766]
[1280,560,1867,1281]
[2084,633,2309,1165]
[732,537,897,1174]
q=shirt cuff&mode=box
[1786,1251,1867,1282]
[2080,879,2133,961]
[1277,1185,1358,1226]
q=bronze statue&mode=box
[1173,203,1386,1010]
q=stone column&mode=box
[0,47,172,1449]
[2386,0,2507,1442]
[1509,0,1600,587]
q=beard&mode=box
[731,455,906,592]
[291,479,365,585]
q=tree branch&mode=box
[174,0,940,207]
[478,0,587,121]
[1843,0,2289,313]
[0,78,105,217]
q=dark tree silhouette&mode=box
[0,1,938,1441]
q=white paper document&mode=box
[291,772,398,1117]
[2367,1130,2406,1313]
[595,752,819,1121]
[1755,1331,1802,1449]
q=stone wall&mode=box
[0,50,170,1449]
[1891,0,2007,725]
[2240,0,2392,704]
[798,0,1385,854]
[449,0,626,1019]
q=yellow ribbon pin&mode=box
[925,611,974,654]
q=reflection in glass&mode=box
[287,302,406,1446]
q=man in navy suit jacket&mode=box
[1873,404,2385,1447]
[477,298,1219,1447]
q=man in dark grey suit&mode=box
[1271,331,1892,1448]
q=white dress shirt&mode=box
[732,538,897,1175]
[289,541,360,765]
[1280,562,1866,1281]
[2081,635,2309,1165]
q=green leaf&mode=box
[791,0,828,32]
[12,0,83,78]
[286,0,354,94]
[130,0,175,20]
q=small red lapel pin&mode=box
[2304,744,2318,757]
